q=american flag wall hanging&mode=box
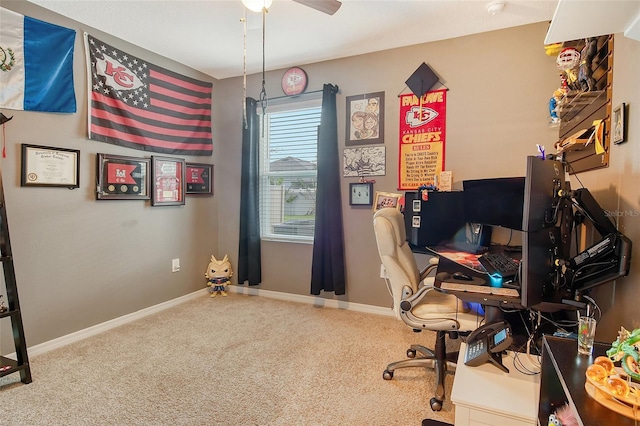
[85,34,213,156]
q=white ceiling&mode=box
[545,0,640,44]
[26,0,562,80]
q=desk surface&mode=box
[539,335,637,426]
[451,343,540,424]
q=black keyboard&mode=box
[478,252,520,279]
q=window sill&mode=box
[261,236,314,245]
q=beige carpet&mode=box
[0,294,457,425]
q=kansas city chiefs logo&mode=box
[96,53,144,92]
[405,106,438,128]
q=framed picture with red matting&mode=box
[151,156,185,206]
[186,162,213,196]
[96,153,150,200]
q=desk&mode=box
[451,343,540,426]
[538,335,635,425]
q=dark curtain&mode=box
[237,97,262,285]
[311,84,345,295]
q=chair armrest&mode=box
[419,264,438,282]
[418,257,439,283]
[400,282,436,312]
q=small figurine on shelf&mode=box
[205,254,233,298]
[0,295,7,313]
[549,88,567,125]
[417,184,438,201]
[578,37,598,92]
[556,47,581,91]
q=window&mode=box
[259,99,322,242]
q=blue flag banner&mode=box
[85,34,213,156]
[0,7,76,113]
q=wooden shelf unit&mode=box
[556,35,614,174]
[0,164,32,385]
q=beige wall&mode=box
[1,1,638,351]
[219,23,563,307]
[0,1,219,351]
[218,26,640,341]
[576,34,640,337]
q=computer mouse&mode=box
[452,272,474,281]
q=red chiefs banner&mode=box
[398,89,447,190]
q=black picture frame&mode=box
[151,156,186,206]
[186,162,213,195]
[349,182,374,206]
[345,91,384,146]
[21,144,80,188]
[612,102,626,145]
[96,153,151,200]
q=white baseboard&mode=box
[22,286,393,358]
[25,289,209,358]
[228,285,394,317]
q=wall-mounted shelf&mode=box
[555,35,613,174]
[557,90,606,122]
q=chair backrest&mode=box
[373,207,421,318]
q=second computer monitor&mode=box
[463,177,525,231]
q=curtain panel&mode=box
[237,97,262,285]
[311,84,346,295]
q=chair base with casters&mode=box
[382,330,461,412]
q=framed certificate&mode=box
[186,162,213,195]
[21,144,80,188]
[151,156,186,206]
[96,153,151,200]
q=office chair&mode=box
[373,207,482,411]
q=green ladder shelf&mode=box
[0,164,32,385]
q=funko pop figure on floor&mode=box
[205,254,233,298]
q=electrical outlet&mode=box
[379,264,388,279]
[172,258,180,273]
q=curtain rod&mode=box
[266,89,324,102]
[265,84,340,102]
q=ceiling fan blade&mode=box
[292,0,342,15]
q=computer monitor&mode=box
[520,156,569,310]
[521,156,566,233]
[432,159,567,322]
[463,177,525,231]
